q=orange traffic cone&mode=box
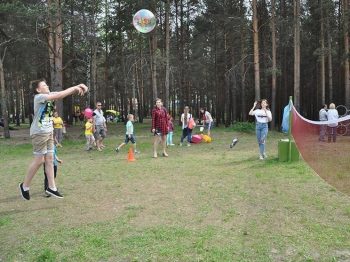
[127,147,136,162]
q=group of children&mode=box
[83,108,212,156]
[18,77,212,202]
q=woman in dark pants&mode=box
[180,106,193,146]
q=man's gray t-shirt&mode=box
[30,94,55,136]
[93,109,105,126]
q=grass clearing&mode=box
[1,121,350,261]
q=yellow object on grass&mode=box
[201,134,212,143]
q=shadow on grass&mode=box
[0,205,55,217]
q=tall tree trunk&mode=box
[150,32,158,100]
[48,0,63,116]
[252,0,260,100]
[21,82,25,124]
[214,25,220,126]
[320,0,326,105]
[293,0,301,109]
[91,39,97,104]
[91,1,98,104]
[240,0,247,121]
[0,53,10,138]
[327,16,334,101]
[15,75,20,126]
[271,0,277,129]
[164,0,170,109]
[139,36,145,122]
[343,0,350,105]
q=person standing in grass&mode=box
[115,114,139,153]
[249,99,272,160]
[151,98,169,158]
[180,106,193,147]
[52,111,64,147]
[166,114,175,146]
[85,117,95,151]
[200,107,213,136]
[326,103,339,143]
[19,79,88,200]
[43,142,62,196]
[319,104,328,142]
[93,102,107,151]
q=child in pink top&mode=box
[166,114,175,146]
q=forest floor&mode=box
[1,122,350,261]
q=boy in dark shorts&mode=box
[115,114,139,154]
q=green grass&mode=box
[1,121,350,261]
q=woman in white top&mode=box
[249,99,272,160]
[200,107,213,136]
[326,103,339,142]
[180,106,193,146]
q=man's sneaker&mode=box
[259,155,264,160]
[187,143,191,147]
[115,147,120,153]
[45,188,63,198]
[19,183,30,200]
[134,150,140,154]
[263,153,267,158]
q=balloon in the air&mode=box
[133,9,156,33]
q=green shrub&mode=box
[230,122,255,132]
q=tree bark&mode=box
[150,31,158,101]
[293,0,301,109]
[343,0,350,105]
[0,53,10,138]
[327,15,334,101]
[15,75,20,126]
[240,0,247,121]
[271,0,277,129]
[48,0,63,116]
[320,0,326,105]
[252,0,260,100]
[164,0,170,109]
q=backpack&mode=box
[188,117,196,129]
